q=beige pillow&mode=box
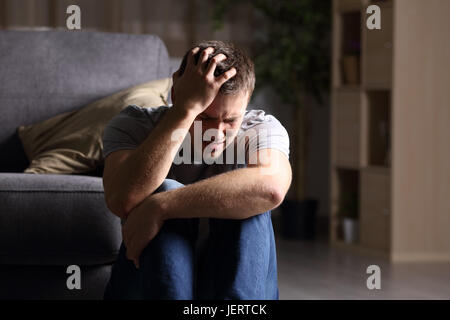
[18,78,172,174]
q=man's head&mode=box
[174,41,255,162]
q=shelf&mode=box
[363,84,392,91]
[334,164,361,171]
[334,89,362,167]
[331,0,450,262]
[333,85,361,92]
[360,169,391,251]
[333,165,390,175]
[368,0,392,4]
[361,166,390,174]
[362,1,393,88]
[366,90,391,167]
[335,168,360,243]
[336,0,362,13]
[340,10,362,86]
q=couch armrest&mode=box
[0,173,121,266]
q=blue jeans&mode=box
[104,179,279,300]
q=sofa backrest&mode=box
[0,30,171,172]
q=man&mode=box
[102,40,292,300]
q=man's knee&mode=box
[147,179,197,243]
[209,210,273,239]
[154,179,185,194]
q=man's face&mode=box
[189,91,248,162]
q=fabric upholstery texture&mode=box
[0,264,112,300]
[0,173,121,265]
[0,30,171,172]
[18,77,172,174]
[0,30,172,299]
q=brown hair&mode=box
[179,40,255,98]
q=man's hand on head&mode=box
[171,46,237,116]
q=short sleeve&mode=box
[102,105,166,159]
[249,116,290,159]
[236,111,290,164]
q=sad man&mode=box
[102,40,292,300]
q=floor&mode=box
[275,237,450,300]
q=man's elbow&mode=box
[105,194,130,220]
[268,186,286,209]
[266,173,291,209]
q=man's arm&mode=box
[103,47,236,219]
[103,106,196,219]
[155,149,291,220]
[122,148,292,267]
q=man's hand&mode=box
[171,46,237,115]
[122,196,165,269]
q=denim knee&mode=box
[154,179,185,193]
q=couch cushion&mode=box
[17,77,171,174]
[0,30,171,172]
[0,173,121,266]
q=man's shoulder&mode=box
[240,108,284,131]
[237,107,290,159]
[105,104,169,136]
[102,105,170,159]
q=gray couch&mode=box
[0,30,171,299]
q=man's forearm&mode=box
[149,167,285,221]
[110,106,197,215]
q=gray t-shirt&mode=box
[102,105,290,240]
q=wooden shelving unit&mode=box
[330,0,450,262]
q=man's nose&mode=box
[217,122,227,141]
[209,122,226,142]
